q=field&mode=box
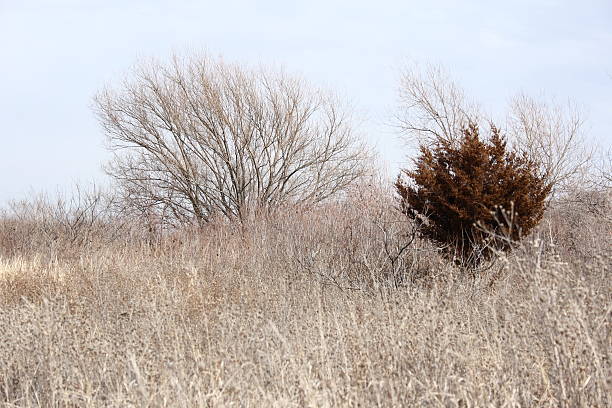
[0,189,610,407]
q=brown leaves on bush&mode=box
[396,123,551,267]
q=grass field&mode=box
[0,189,610,407]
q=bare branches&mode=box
[396,64,594,196]
[396,64,481,146]
[0,185,122,256]
[507,94,593,194]
[94,54,370,226]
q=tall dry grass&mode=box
[0,185,610,407]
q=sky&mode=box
[1,0,611,204]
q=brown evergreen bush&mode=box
[396,123,552,267]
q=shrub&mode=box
[396,123,551,267]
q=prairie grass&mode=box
[0,188,610,407]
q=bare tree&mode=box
[508,94,592,194]
[94,54,370,226]
[395,64,481,146]
[594,147,612,189]
[396,63,592,195]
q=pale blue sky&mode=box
[1,0,611,203]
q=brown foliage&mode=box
[396,123,552,266]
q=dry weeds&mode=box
[0,189,610,407]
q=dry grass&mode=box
[0,188,610,407]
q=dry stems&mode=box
[0,187,610,407]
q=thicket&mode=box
[396,123,552,267]
[0,196,609,406]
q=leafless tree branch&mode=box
[94,54,371,226]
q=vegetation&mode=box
[94,55,370,226]
[396,64,592,195]
[396,123,552,267]
[0,55,609,406]
[0,186,610,406]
